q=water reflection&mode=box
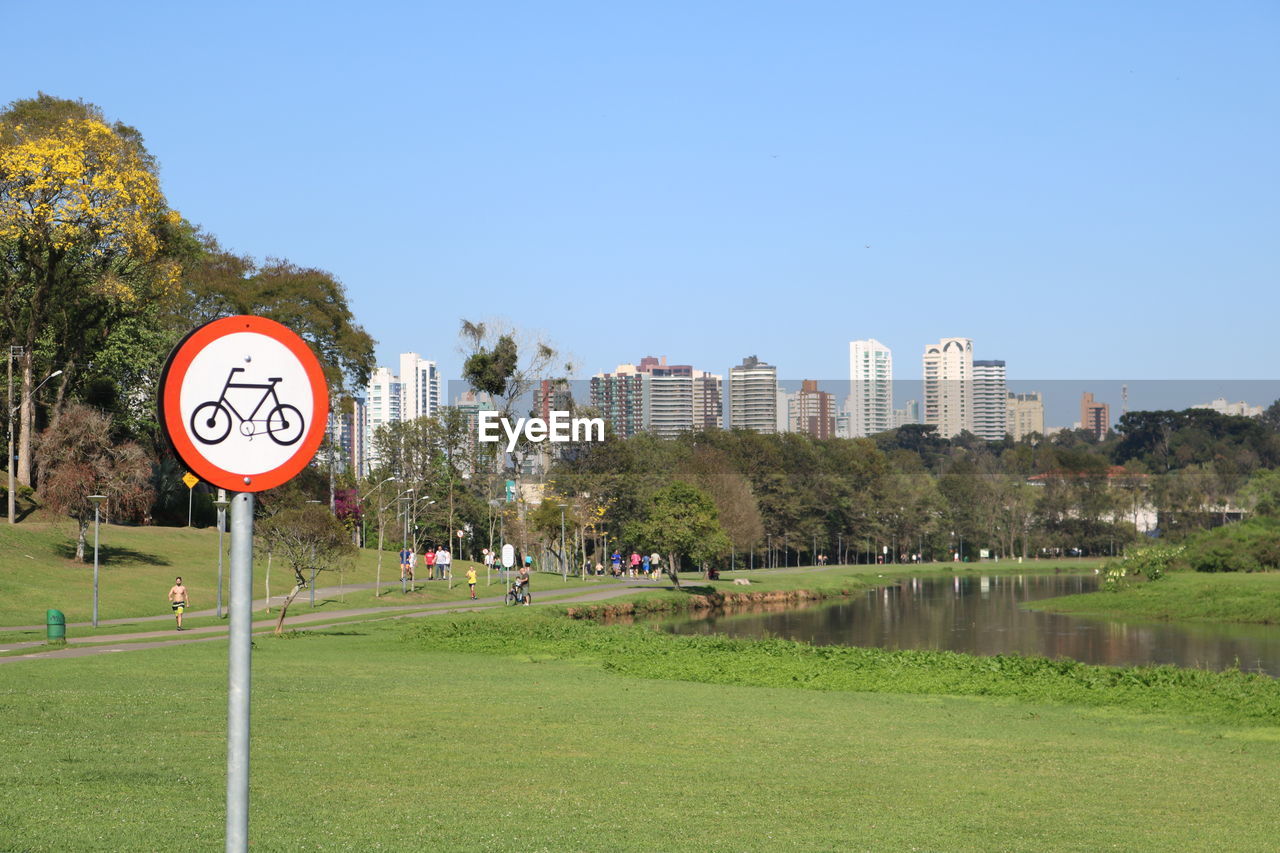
[660,574,1280,676]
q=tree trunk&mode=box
[17,355,33,486]
[76,517,88,562]
[274,582,307,636]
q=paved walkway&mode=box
[0,579,663,664]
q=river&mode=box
[660,573,1280,676]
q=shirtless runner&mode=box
[169,577,190,631]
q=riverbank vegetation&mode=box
[1031,571,1280,625]
[406,610,1280,726]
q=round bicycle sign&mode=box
[159,315,329,492]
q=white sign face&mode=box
[179,332,315,476]
[501,543,515,568]
[160,316,328,493]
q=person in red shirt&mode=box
[424,546,437,580]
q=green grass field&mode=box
[0,520,1103,629]
[1029,570,1280,624]
[3,615,1279,851]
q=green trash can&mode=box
[46,609,66,642]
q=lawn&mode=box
[1029,570,1280,624]
[2,614,1279,851]
[0,520,501,626]
[0,519,1102,629]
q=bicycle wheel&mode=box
[190,402,232,445]
[266,404,304,445]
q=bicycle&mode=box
[190,368,304,446]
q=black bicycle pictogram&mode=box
[190,368,305,446]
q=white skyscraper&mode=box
[972,360,1008,441]
[848,339,893,437]
[359,353,441,475]
[923,337,973,439]
[728,355,778,434]
[398,352,440,422]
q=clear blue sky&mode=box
[8,1,1278,396]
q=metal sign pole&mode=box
[226,491,255,852]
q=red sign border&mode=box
[159,315,329,493]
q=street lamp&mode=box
[557,503,567,582]
[213,497,231,618]
[306,499,323,604]
[7,359,62,525]
[88,495,106,627]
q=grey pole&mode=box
[89,495,106,627]
[214,495,230,618]
[226,491,255,852]
[559,504,567,583]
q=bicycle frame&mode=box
[216,368,283,426]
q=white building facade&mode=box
[972,360,1008,441]
[728,356,779,434]
[848,339,893,437]
[923,337,973,439]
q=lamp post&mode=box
[557,503,567,582]
[7,358,61,525]
[213,497,231,618]
[306,500,323,605]
[88,495,106,627]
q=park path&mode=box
[0,578,666,664]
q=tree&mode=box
[625,481,729,584]
[1,94,183,484]
[36,402,154,560]
[257,500,357,635]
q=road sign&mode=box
[501,543,515,568]
[159,315,329,493]
[182,472,199,489]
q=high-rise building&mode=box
[693,370,723,430]
[892,400,920,428]
[848,339,893,437]
[646,371,695,438]
[789,380,836,439]
[972,360,1008,441]
[532,379,573,421]
[591,356,723,438]
[923,337,973,438]
[1080,392,1110,440]
[1007,392,1045,441]
[590,364,647,439]
[398,353,440,422]
[728,356,778,434]
[360,354,441,475]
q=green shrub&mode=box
[1177,517,1280,573]
[1102,544,1184,590]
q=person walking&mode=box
[424,546,437,580]
[168,576,190,631]
[399,546,413,582]
[439,546,452,581]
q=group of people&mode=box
[591,550,664,579]
[398,545,453,582]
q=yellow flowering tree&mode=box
[0,94,181,486]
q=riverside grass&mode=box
[4,624,1280,851]
[1029,570,1280,625]
[407,610,1280,727]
